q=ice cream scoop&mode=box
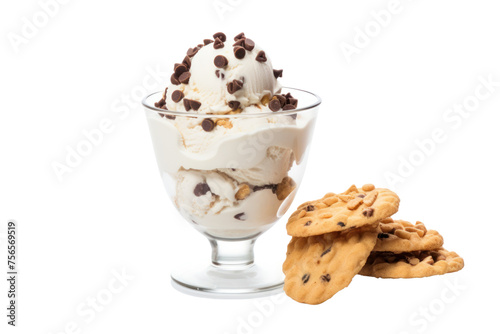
[158,32,290,115]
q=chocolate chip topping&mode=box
[214,55,228,68]
[171,90,184,103]
[306,205,315,212]
[283,104,295,110]
[203,39,214,45]
[194,183,211,196]
[234,32,245,41]
[213,37,224,49]
[174,63,188,77]
[170,74,180,85]
[276,94,286,107]
[288,98,298,108]
[227,79,244,94]
[178,72,191,84]
[233,46,246,59]
[154,98,166,108]
[215,70,225,79]
[273,69,283,78]
[320,248,331,257]
[233,39,245,47]
[213,32,226,42]
[243,38,255,51]
[255,50,267,62]
[183,99,192,111]
[357,194,366,198]
[182,56,191,69]
[337,222,346,227]
[363,208,375,217]
[378,233,390,239]
[190,100,201,111]
[302,273,310,284]
[228,100,240,111]
[269,98,281,112]
[186,47,198,57]
[321,274,331,283]
[234,212,246,221]
[304,221,312,226]
[201,118,215,132]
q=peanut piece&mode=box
[394,229,412,240]
[362,184,375,191]
[235,184,251,200]
[347,197,363,210]
[363,191,378,206]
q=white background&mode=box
[1,0,499,333]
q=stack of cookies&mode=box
[283,184,464,305]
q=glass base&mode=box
[171,263,284,299]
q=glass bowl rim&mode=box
[142,87,321,119]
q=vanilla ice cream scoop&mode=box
[160,32,286,115]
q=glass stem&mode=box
[210,238,256,268]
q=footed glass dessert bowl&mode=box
[144,88,320,296]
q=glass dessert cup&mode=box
[143,88,321,297]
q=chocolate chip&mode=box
[203,39,213,45]
[253,184,276,192]
[170,74,180,85]
[194,183,210,196]
[378,233,389,239]
[233,46,246,59]
[183,99,191,111]
[186,47,198,57]
[227,79,244,94]
[337,222,345,227]
[357,194,366,198]
[269,99,281,112]
[302,273,310,284]
[273,69,283,78]
[320,248,331,257]
[234,32,245,41]
[321,274,331,283]
[174,64,188,77]
[214,55,228,68]
[197,44,204,48]
[201,118,215,132]
[215,69,225,79]
[213,32,226,42]
[178,72,191,84]
[165,114,176,120]
[213,37,224,49]
[304,221,311,226]
[289,114,297,120]
[154,98,166,108]
[171,90,184,103]
[190,100,201,111]
[288,98,298,108]
[228,100,240,111]
[275,95,286,107]
[306,205,315,211]
[255,50,267,62]
[182,56,191,69]
[234,213,246,221]
[243,38,255,51]
[363,208,374,217]
[233,39,245,47]
[283,104,296,110]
